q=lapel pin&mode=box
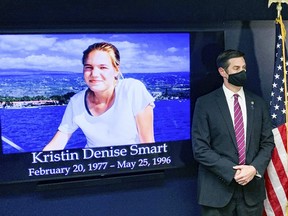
[251,101,254,110]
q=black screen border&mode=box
[0,29,224,185]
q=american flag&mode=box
[264,16,288,216]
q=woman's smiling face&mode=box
[83,50,118,93]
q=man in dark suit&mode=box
[192,49,275,216]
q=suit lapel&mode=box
[244,92,254,151]
[215,88,255,157]
[215,88,238,148]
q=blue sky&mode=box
[0,33,190,73]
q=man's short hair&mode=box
[216,49,245,70]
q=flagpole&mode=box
[268,1,288,216]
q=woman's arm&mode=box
[135,105,155,143]
[43,130,72,151]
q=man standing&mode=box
[192,49,275,216]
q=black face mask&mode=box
[228,70,247,86]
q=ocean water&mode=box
[1,100,190,154]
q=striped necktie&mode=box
[233,94,246,165]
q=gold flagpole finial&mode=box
[268,0,288,7]
[268,0,288,18]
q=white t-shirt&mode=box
[58,78,155,148]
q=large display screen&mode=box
[0,31,223,184]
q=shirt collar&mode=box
[222,84,245,100]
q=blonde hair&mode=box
[82,42,123,79]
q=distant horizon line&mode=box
[0,70,190,75]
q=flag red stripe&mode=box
[278,124,287,153]
[264,125,288,216]
[270,142,288,195]
[274,125,288,199]
[264,171,284,215]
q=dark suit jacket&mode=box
[192,87,275,208]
